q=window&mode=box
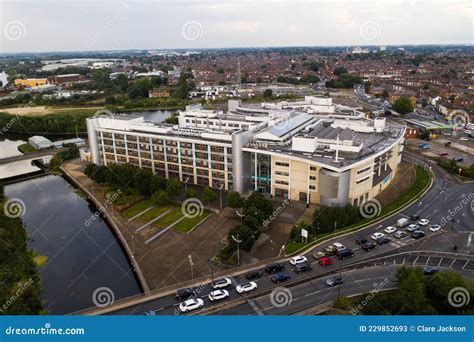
[276,162,289,167]
[275,180,289,185]
[357,166,371,174]
[309,185,316,190]
[310,166,317,171]
[356,176,370,184]
[275,171,289,176]
[309,176,317,181]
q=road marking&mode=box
[437,258,443,267]
[402,258,406,265]
[449,259,456,268]
[425,257,430,265]
[247,299,264,316]
[462,260,469,270]
[413,256,419,265]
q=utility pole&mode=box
[236,209,245,225]
[184,177,190,193]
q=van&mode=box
[397,218,409,228]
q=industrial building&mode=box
[86,97,405,206]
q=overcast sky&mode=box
[0,0,472,53]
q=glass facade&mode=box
[251,153,272,193]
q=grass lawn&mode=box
[172,210,211,233]
[18,143,36,153]
[285,166,431,255]
[154,207,184,228]
[122,198,155,219]
[139,205,172,223]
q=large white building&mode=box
[86,97,405,207]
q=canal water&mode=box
[1,140,141,314]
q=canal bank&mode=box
[61,164,151,294]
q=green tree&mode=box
[152,190,170,206]
[203,187,217,203]
[334,67,348,76]
[395,266,435,314]
[185,188,198,199]
[263,89,273,99]
[393,96,414,114]
[364,81,371,94]
[228,224,256,252]
[227,191,244,208]
[381,89,389,99]
[426,271,473,313]
[166,178,182,198]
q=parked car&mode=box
[453,156,464,162]
[362,241,376,251]
[459,137,468,141]
[336,248,354,260]
[290,256,308,266]
[376,236,391,245]
[429,224,441,232]
[406,224,419,232]
[236,282,257,293]
[211,278,232,289]
[271,272,291,283]
[333,242,345,251]
[326,276,343,287]
[438,152,449,157]
[208,289,229,301]
[384,226,397,234]
[324,245,338,256]
[418,219,430,226]
[179,298,204,313]
[294,262,312,273]
[444,141,452,146]
[411,230,426,239]
[245,270,263,280]
[312,251,325,259]
[319,257,333,266]
[394,231,407,239]
[355,237,368,245]
[265,263,285,274]
[175,288,195,300]
[397,218,409,228]
[423,266,439,275]
[145,310,156,316]
[371,232,385,240]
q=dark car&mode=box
[336,248,354,260]
[411,230,425,239]
[362,241,376,251]
[326,276,343,287]
[376,236,391,245]
[423,266,438,275]
[410,214,420,221]
[271,272,291,283]
[444,141,452,146]
[175,288,195,300]
[453,156,464,162]
[245,270,264,280]
[355,237,368,245]
[294,262,312,273]
[265,262,285,274]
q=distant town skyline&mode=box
[0,0,472,53]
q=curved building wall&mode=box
[232,130,254,193]
[318,168,351,206]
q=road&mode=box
[0,148,61,165]
[83,153,473,316]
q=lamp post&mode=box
[188,254,194,280]
[218,183,224,211]
[231,233,242,267]
[184,177,190,193]
[236,209,245,225]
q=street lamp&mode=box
[188,254,194,280]
[235,209,245,225]
[218,183,224,211]
[231,233,242,267]
[184,177,190,193]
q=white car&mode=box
[459,137,468,141]
[289,256,308,265]
[370,232,385,240]
[236,282,257,294]
[418,219,430,226]
[384,226,397,234]
[211,278,232,289]
[333,242,345,250]
[208,289,229,301]
[179,298,204,313]
[407,224,419,232]
[429,224,441,232]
